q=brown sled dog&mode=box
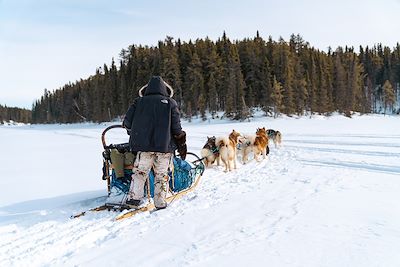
[200,136,220,167]
[216,130,241,172]
[254,127,269,161]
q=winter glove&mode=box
[174,131,187,160]
[178,143,187,160]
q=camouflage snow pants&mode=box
[128,152,172,208]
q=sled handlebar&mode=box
[101,124,125,149]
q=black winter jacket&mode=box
[123,76,183,153]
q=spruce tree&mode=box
[118,62,129,115]
[271,76,284,118]
[382,80,395,114]
[234,62,248,120]
[316,55,330,114]
[293,57,308,115]
[198,93,207,121]
[276,38,296,115]
[184,52,204,117]
[333,51,347,112]
[208,72,218,118]
[160,37,182,105]
[348,55,364,112]
[307,54,318,115]
[224,66,236,118]
[231,45,248,120]
[204,43,222,113]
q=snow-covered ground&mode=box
[1,114,400,266]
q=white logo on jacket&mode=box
[161,99,168,104]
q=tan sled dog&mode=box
[216,130,241,172]
[254,127,269,161]
[238,134,256,164]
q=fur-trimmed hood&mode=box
[138,76,174,97]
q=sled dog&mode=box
[216,130,241,172]
[267,129,282,148]
[200,136,220,167]
[238,134,256,164]
[254,127,269,161]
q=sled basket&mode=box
[109,153,204,197]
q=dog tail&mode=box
[216,136,229,160]
[247,134,256,146]
[216,136,229,148]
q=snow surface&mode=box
[1,114,400,266]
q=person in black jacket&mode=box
[123,76,187,209]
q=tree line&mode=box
[0,104,32,124]
[31,32,400,123]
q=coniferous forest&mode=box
[0,105,31,124]
[30,33,400,124]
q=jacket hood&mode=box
[138,76,174,97]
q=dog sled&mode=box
[71,125,205,220]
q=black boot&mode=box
[155,204,167,210]
[125,199,141,207]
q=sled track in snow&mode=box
[299,159,400,175]
[285,139,400,148]
[285,145,400,158]
[286,134,400,176]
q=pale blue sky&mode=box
[1,0,400,108]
